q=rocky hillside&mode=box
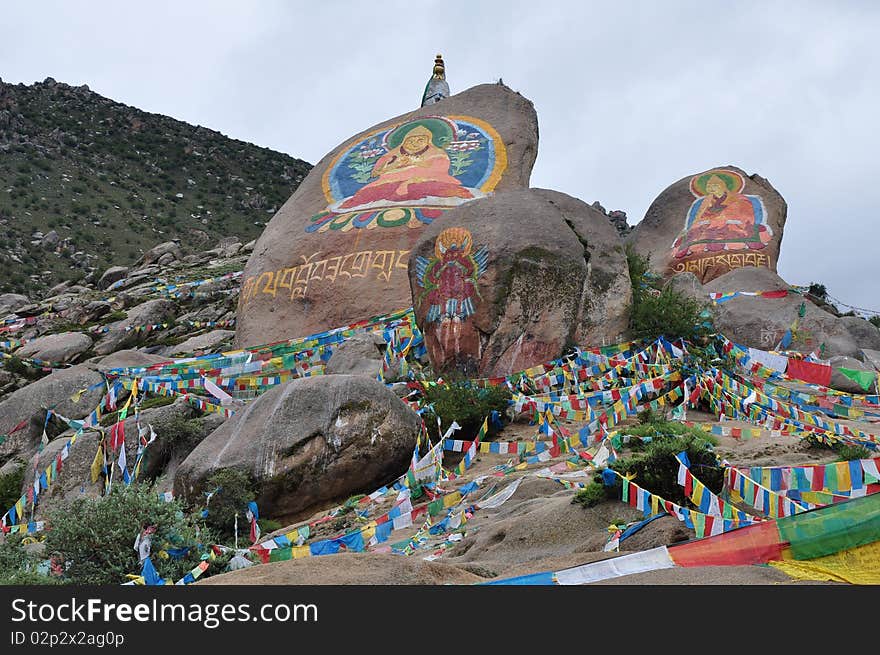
[0,77,311,295]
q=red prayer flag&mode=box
[787,358,832,387]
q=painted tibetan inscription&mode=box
[308,115,506,234]
[670,169,772,281]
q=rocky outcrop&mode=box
[15,332,92,363]
[174,375,421,522]
[163,330,235,357]
[703,267,862,358]
[407,188,631,377]
[93,299,177,355]
[97,266,129,290]
[629,166,787,284]
[324,333,385,378]
[0,365,104,463]
[236,83,539,348]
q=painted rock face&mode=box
[628,166,787,284]
[409,189,632,378]
[236,84,538,347]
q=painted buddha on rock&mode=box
[672,168,772,258]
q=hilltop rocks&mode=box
[408,189,631,377]
[163,330,235,357]
[15,332,92,363]
[174,375,421,522]
[629,166,787,284]
[236,83,538,348]
[0,365,104,462]
[138,241,182,267]
[93,298,176,355]
[703,267,863,358]
[98,266,129,290]
[0,293,29,316]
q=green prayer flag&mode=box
[837,367,876,392]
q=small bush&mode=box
[609,427,721,506]
[199,469,257,542]
[0,463,25,512]
[421,381,510,440]
[0,533,59,585]
[44,482,207,585]
[572,481,607,508]
[835,444,872,462]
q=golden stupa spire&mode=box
[432,54,446,80]
[422,53,450,107]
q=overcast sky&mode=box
[2,1,878,313]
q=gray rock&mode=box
[41,230,60,248]
[97,265,129,290]
[15,332,92,363]
[174,375,421,522]
[92,349,169,372]
[156,252,176,266]
[408,188,631,377]
[827,356,877,394]
[705,267,862,358]
[325,333,385,378]
[137,241,182,267]
[163,330,235,356]
[0,293,30,316]
[663,272,706,303]
[47,281,71,296]
[93,299,177,355]
[839,316,880,351]
[0,365,104,463]
[861,349,880,373]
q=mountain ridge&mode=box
[0,76,312,295]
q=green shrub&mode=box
[609,426,721,506]
[0,533,59,585]
[835,444,872,462]
[572,481,607,508]
[44,482,207,585]
[869,316,880,330]
[199,469,257,542]
[625,245,713,342]
[0,463,25,511]
[421,381,510,440]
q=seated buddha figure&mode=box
[339,122,473,210]
[672,169,772,258]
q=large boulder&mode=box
[92,349,170,372]
[705,267,861,358]
[236,83,539,348]
[0,293,29,316]
[137,241,182,267]
[407,188,631,377]
[0,365,104,463]
[174,375,421,522]
[15,332,92,364]
[324,333,385,378]
[97,265,129,290]
[93,299,177,355]
[163,330,235,357]
[827,356,877,394]
[629,166,787,284]
[839,316,880,351]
